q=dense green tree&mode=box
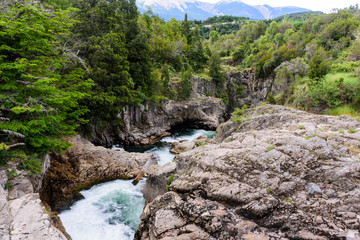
[187,26,208,70]
[181,14,192,45]
[209,51,225,85]
[209,31,219,43]
[0,1,92,152]
[308,48,330,82]
[179,67,192,99]
[161,64,171,97]
[266,21,280,40]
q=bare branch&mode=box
[1,130,25,138]
[16,80,33,85]
[8,143,25,149]
[0,117,10,121]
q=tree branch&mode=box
[1,130,25,138]
[8,143,25,149]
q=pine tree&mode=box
[0,1,93,152]
[209,51,225,86]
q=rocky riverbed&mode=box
[137,104,360,239]
[40,135,154,211]
[2,104,360,239]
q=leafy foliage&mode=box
[0,1,93,152]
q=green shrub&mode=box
[348,128,357,134]
[266,93,276,104]
[0,144,11,166]
[18,154,43,175]
[5,169,16,190]
[231,104,248,123]
[332,61,359,72]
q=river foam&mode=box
[59,129,214,240]
[59,179,145,240]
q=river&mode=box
[58,129,215,240]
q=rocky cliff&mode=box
[137,104,360,239]
[91,69,270,147]
[192,69,271,112]
[92,96,226,147]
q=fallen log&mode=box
[132,154,159,185]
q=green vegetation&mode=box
[348,128,357,133]
[266,146,275,152]
[5,169,16,190]
[166,174,175,190]
[231,104,248,123]
[195,141,207,147]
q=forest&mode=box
[0,0,360,173]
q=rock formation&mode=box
[40,135,153,211]
[93,95,226,147]
[137,104,360,239]
[0,169,68,240]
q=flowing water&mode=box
[59,129,214,240]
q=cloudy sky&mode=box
[202,0,359,13]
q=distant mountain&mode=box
[136,0,310,21]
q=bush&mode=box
[305,81,343,109]
[18,154,43,175]
[308,48,330,81]
[0,150,11,166]
[231,104,248,123]
[332,61,359,72]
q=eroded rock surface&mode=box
[137,105,360,239]
[92,96,226,147]
[118,96,226,146]
[0,169,67,240]
[40,135,153,211]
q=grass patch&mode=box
[193,71,212,81]
[348,128,357,134]
[324,72,359,86]
[324,105,360,121]
[266,145,274,152]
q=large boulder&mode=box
[40,135,153,211]
[137,104,360,239]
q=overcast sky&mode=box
[203,0,359,13]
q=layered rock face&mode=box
[0,169,68,240]
[94,96,226,147]
[137,104,360,239]
[40,135,153,211]
[192,69,270,110]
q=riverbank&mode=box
[137,104,360,239]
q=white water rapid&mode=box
[59,129,214,240]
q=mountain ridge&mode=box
[136,0,310,20]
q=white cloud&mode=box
[201,0,359,13]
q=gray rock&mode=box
[92,96,226,147]
[306,183,322,195]
[10,193,67,240]
[0,176,10,240]
[136,104,360,239]
[41,135,154,211]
